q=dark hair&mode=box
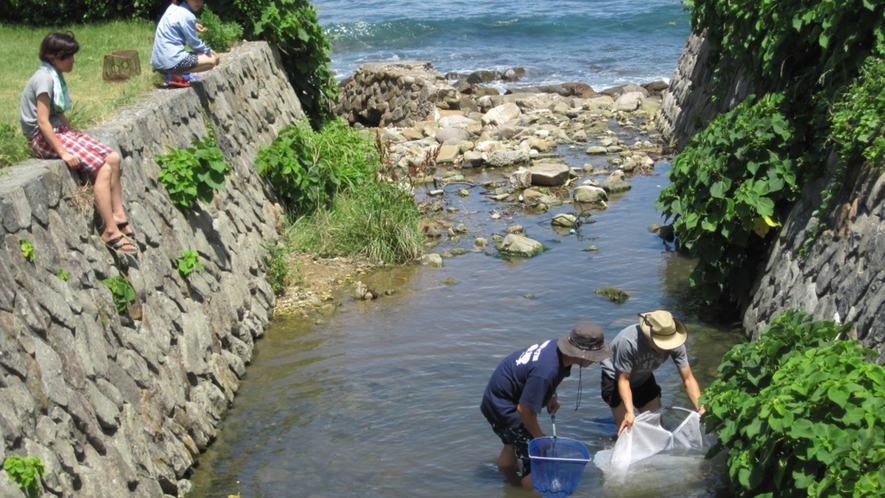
[39,32,79,63]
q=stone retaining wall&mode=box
[0,41,302,497]
[655,31,757,151]
[658,32,885,361]
[336,61,452,128]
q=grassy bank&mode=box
[0,20,158,167]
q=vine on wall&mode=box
[662,0,885,303]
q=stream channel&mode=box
[189,144,746,498]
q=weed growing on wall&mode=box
[176,249,204,278]
[263,242,291,296]
[19,238,36,262]
[3,455,45,498]
[702,310,885,497]
[830,56,885,168]
[156,132,231,209]
[100,275,136,314]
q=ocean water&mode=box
[313,0,692,92]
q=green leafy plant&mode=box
[3,455,45,498]
[665,0,885,303]
[156,131,231,209]
[830,56,885,168]
[198,6,243,52]
[0,123,31,168]
[702,310,885,497]
[657,93,803,302]
[252,0,338,128]
[255,118,376,217]
[56,268,69,281]
[176,249,204,277]
[691,0,885,94]
[264,241,291,296]
[100,275,136,314]
[287,179,423,264]
[19,238,35,262]
[2,0,157,26]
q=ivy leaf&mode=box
[827,385,849,406]
[710,179,731,198]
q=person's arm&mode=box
[517,403,544,438]
[678,365,705,415]
[181,16,212,55]
[36,94,79,169]
[617,372,635,436]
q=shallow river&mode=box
[189,146,745,498]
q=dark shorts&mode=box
[601,373,662,409]
[157,53,199,75]
[491,423,534,477]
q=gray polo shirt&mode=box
[600,324,689,386]
[20,66,64,138]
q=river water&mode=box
[188,144,745,497]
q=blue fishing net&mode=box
[529,437,591,498]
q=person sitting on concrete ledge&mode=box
[20,31,138,255]
[151,0,219,87]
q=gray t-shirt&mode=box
[600,324,689,386]
[20,66,64,138]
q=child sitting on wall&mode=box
[20,32,138,254]
[151,0,219,87]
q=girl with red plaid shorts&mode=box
[20,32,137,254]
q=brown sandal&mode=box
[104,234,138,254]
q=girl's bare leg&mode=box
[192,52,219,73]
[106,152,128,225]
[92,165,124,241]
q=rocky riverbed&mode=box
[274,61,672,317]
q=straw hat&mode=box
[557,322,612,362]
[638,310,687,350]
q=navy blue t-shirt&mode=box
[480,340,571,428]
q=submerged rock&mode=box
[596,287,630,303]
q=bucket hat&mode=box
[638,310,687,350]
[557,322,612,362]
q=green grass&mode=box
[285,181,424,265]
[0,20,159,167]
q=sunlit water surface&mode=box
[189,149,744,498]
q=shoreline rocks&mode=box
[339,61,665,183]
